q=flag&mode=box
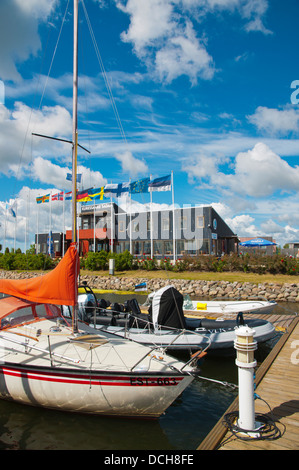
[149,175,171,192]
[66,173,82,183]
[65,191,72,200]
[52,192,64,201]
[104,182,130,197]
[47,231,54,257]
[130,177,150,194]
[135,282,147,292]
[88,187,106,200]
[36,194,50,204]
[76,188,93,202]
[8,201,17,218]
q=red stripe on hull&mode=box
[0,365,185,387]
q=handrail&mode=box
[0,333,80,364]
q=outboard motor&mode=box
[77,292,97,322]
[152,285,187,330]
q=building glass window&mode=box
[143,241,151,255]
[196,215,204,228]
[82,217,89,230]
[118,220,125,232]
[164,241,173,255]
[176,240,185,255]
[116,242,122,254]
[154,240,163,256]
[162,218,169,231]
[133,241,141,255]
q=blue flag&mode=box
[130,177,150,194]
[66,173,82,183]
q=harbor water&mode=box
[0,294,296,450]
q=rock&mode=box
[1,269,299,302]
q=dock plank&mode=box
[197,316,299,450]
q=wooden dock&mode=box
[197,315,299,450]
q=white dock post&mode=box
[234,325,259,433]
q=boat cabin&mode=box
[0,296,62,330]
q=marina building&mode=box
[35,202,238,258]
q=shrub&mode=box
[0,252,55,271]
[109,250,134,271]
[84,251,108,270]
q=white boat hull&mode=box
[183,299,277,316]
[0,362,192,418]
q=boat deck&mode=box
[197,315,299,450]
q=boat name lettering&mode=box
[130,377,178,386]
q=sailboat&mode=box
[0,0,196,418]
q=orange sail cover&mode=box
[0,244,79,306]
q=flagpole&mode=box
[150,174,153,259]
[50,191,52,237]
[25,192,29,253]
[110,195,114,253]
[4,203,7,253]
[171,171,176,262]
[14,200,17,252]
[36,199,39,254]
[129,178,132,255]
[93,200,96,252]
[63,191,65,256]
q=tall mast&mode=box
[72,0,79,243]
[72,0,79,333]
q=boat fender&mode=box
[197,302,207,310]
[98,298,110,309]
[236,312,244,326]
[110,315,118,326]
[110,302,124,313]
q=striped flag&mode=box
[76,188,93,202]
[149,175,171,192]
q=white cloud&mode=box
[115,150,148,176]
[225,213,259,237]
[155,20,214,84]
[115,0,270,84]
[0,0,57,82]
[116,0,215,84]
[248,106,299,135]
[32,156,107,189]
[229,143,299,197]
[0,102,72,177]
[186,142,299,198]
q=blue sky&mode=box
[0,0,299,250]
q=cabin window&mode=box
[35,304,61,318]
[1,306,34,328]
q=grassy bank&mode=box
[80,269,299,285]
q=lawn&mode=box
[80,269,299,285]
